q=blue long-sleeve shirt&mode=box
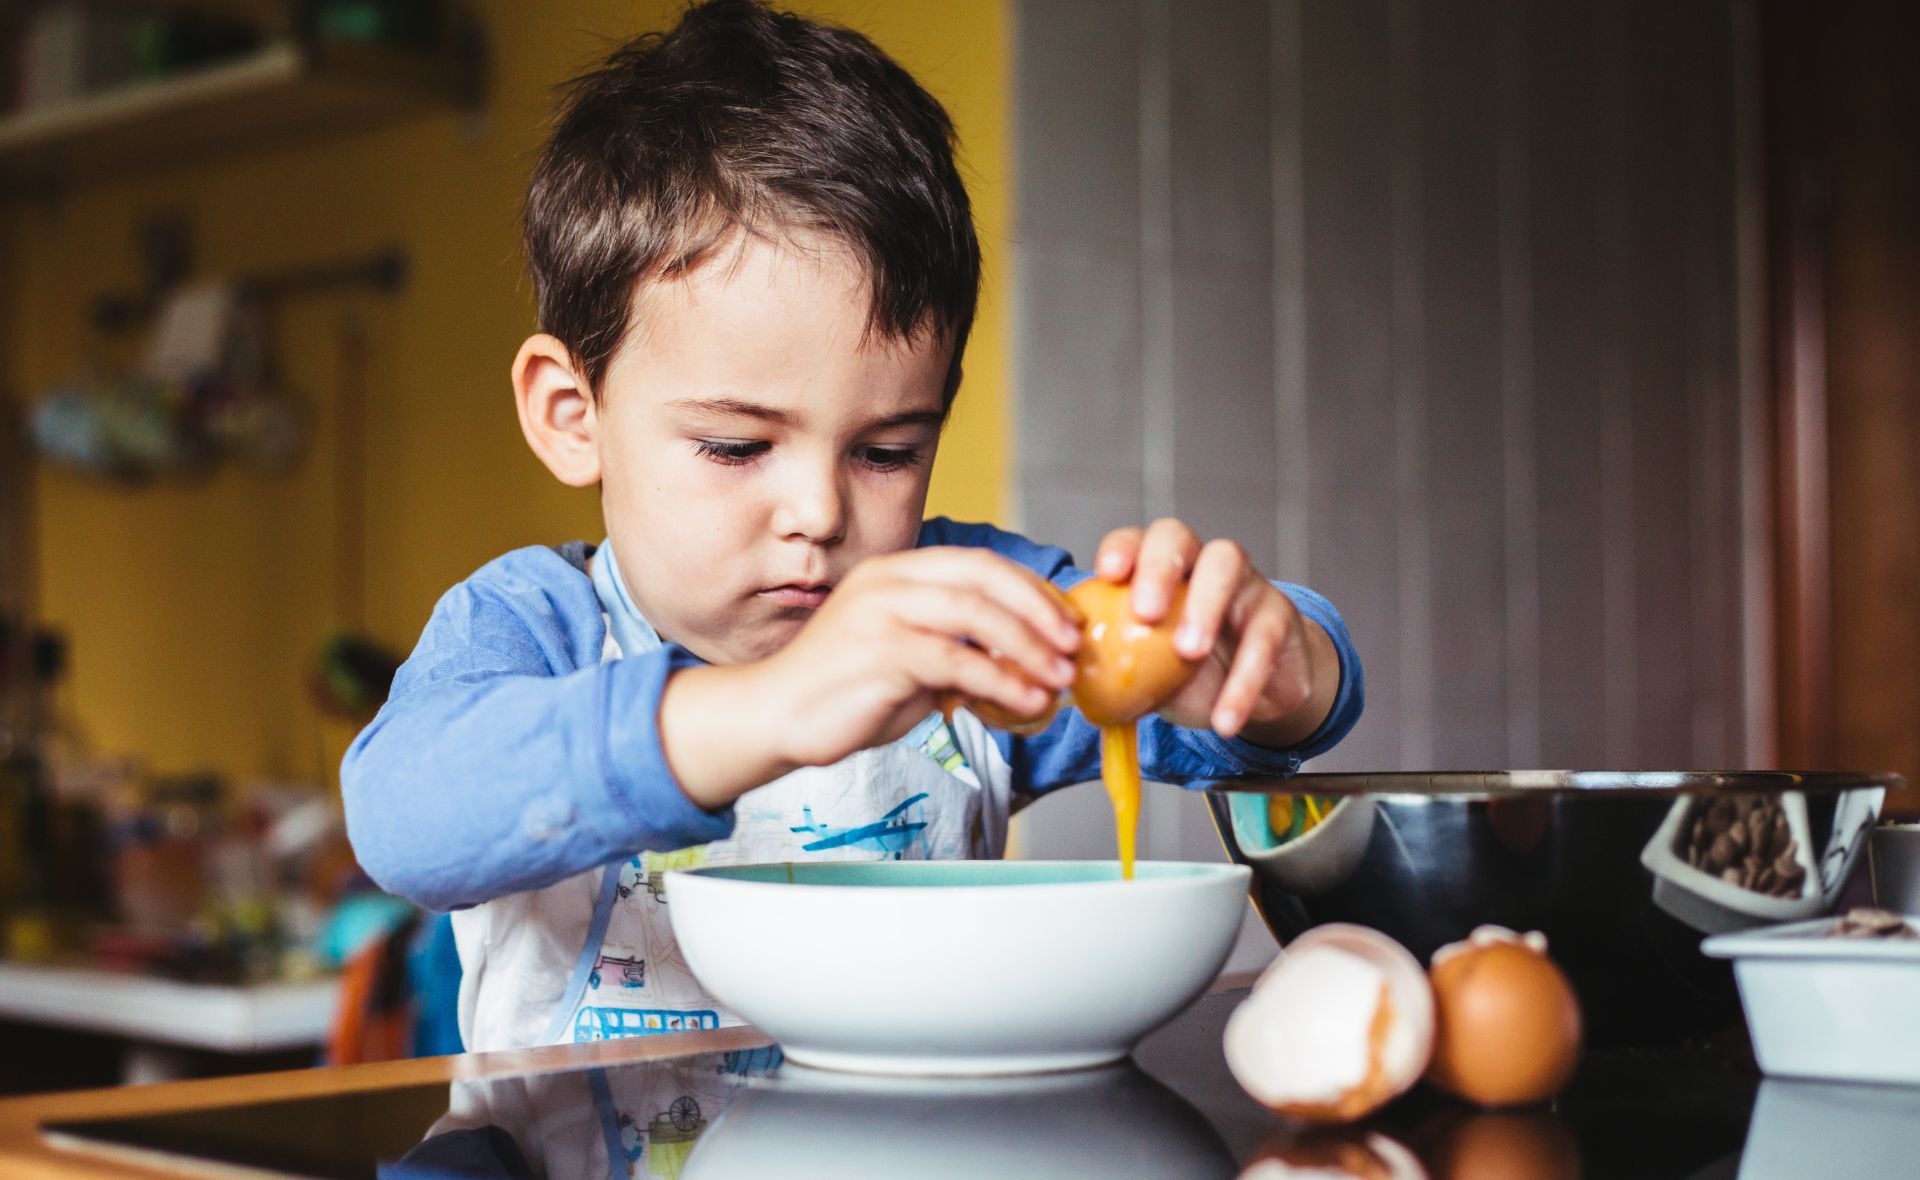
[343,518,1363,912]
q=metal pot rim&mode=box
[1199,769,1904,798]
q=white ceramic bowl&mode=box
[665,860,1251,1075]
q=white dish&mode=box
[665,860,1251,1076]
[1702,915,1920,1086]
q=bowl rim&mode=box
[1199,770,1903,798]
[665,859,1251,894]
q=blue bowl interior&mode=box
[683,861,1240,888]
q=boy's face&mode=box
[589,232,950,665]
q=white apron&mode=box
[550,546,998,1044]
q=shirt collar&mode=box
[589,538,663,659]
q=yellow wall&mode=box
[0,0,1010,784]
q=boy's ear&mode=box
[513,334,601,488]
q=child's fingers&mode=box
[1176,539,1250,658]
[1130,518,1201,622]
[907,631,1054,719]
[893,548,1080,651]
[887,582,1077,691]
[1094,527,1144,584]
[1212,612,1287,737]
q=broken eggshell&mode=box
[1225,924,1436,1123]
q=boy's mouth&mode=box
[758,583,833,609]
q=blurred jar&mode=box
[111,775,220,934]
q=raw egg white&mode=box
[1225,925,1436,1123]
[1425,927,1583,1108]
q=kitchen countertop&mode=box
[2,976,1917,1178]
[0,962,339,1053]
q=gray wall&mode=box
[1009,0,1767,928]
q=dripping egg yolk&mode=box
[1064,578,1201,880]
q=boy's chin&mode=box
[705,610,810,664]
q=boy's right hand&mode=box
[659,548,1081,808]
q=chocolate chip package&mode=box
[1640,787,1883,935]
[1679,794,1807,898]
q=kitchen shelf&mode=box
[0,37,479,191]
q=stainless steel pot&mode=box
[1203,771,1899,1046]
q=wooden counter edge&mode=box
[0,1024,771,1179]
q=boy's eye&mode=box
[693,439,770,465]
[859,446,923,472]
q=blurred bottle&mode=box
[0,626,109,959]
[0,617,27,909]
[0,621,55,958]
[113,774,216,938]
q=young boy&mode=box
[343,0,1363,1054]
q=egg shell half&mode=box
[1225,924,1436,1124]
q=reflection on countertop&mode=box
[31,987,1920,1179]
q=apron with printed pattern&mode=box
[554,548,987,1044]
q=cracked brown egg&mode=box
[1425,928,1583,1108]
[1066,576,1200,881]
[1063,577,1199,726]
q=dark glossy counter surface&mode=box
[10,979,1919,1178]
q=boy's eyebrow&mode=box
[866,410,946,431]
[666,398,944,432]
[666,397,795,424]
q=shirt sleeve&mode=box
[917,518,1365,796]
[341,547,734,912]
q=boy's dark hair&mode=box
[524,0,981,403]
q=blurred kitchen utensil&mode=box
[1869,822,1920,914]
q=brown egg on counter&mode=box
[1425,927,1583,1108]
[1064,576,1200,725]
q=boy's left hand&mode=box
[1094,519,1338,746]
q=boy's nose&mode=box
[773,466,847,545]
